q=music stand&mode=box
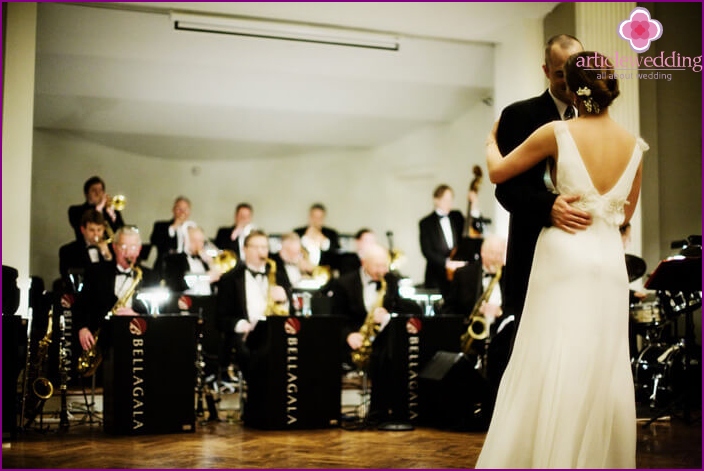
[641,255,702,426]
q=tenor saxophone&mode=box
[351,277,387,371]
[77,264,143,377]
[21,310,55,429]
[460,266,502,354]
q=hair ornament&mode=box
[576,87,591,97]
[576,86,599,114]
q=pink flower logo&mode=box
[618,7,663,53]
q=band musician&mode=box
[59,209,114,292]
[268,232,316,288]
[294,203,341,270]
[163,225,221,296]
[215,230,293,381]
[328,243,421,423]
[149,196,192,278]
[68,176,124,242]
[214,202,255,260]
[419,184,467,296]
[73,226,157,359]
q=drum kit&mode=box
[629,236,702,425]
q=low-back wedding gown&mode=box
[476,121,648,468]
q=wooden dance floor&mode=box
[2,386,701,469]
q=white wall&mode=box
[31,100,494,286]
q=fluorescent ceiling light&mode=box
[170,12,399,51]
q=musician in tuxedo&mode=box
[495,34,591,334]
[337,228,378,276]
[419,184,467,296]
[73,226,157,353]
[268,232,315,289]
[59,209,114,292]
[68,176,124,242]
[215,230,293,381]
[329,243,421,423]
[149,196,192,278]
[294,203,341,270]
[214,202,255,260]
[163,225,221,296]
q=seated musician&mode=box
[215,230,293,381]
[443,234,510,422]
[163,225,221,296]
[58,209,114,292]
[337,228,378,276]
[269,232,315,288]
[328,243,421,423]
[73,226,157,361]
[68,175,124,242]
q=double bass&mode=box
[464,165,484,239]
[447,165,486,281]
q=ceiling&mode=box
[33,2,558,161]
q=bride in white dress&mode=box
[476,51,648,469]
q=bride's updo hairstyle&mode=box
[564,51,620,115]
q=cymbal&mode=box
[625,254,647,283]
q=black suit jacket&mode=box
[418,210,465,292]
[214,226,244,259]
[149,219,178,275]
[215,262,294,334]
[293,226,341,269]
[495,90,560,323]
[58,239,111,290]
[329,270,420,347]
[162,252,211,293]
[68,202,124,242]
[72,261,156,334]
[443,261,506,320]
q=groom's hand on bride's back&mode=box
[551,194,592,234]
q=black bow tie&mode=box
[368,280,382,291]
[189,254,202,261]
[248,268,266,279]
[483,271,494,279]
[116,268,133,277]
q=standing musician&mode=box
[419,184,466,296]
[294,203,341,270]
[215,230,292,381]
[149,196,193,278]
[68,176,124,242]
[73,226,157,355]
[59,209,114,292]
[214,202,255,261]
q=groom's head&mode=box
[543,34,584,105]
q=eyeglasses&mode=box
[118,244,141,252]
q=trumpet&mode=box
[107,194,126,212]
[103,194,126,242]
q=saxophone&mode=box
[460,265,502,354]
[77,264,143,377]
[21,310,55,429]
[264,258,289,317]
[351,277,387,371]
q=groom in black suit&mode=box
[494,34,591,335]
